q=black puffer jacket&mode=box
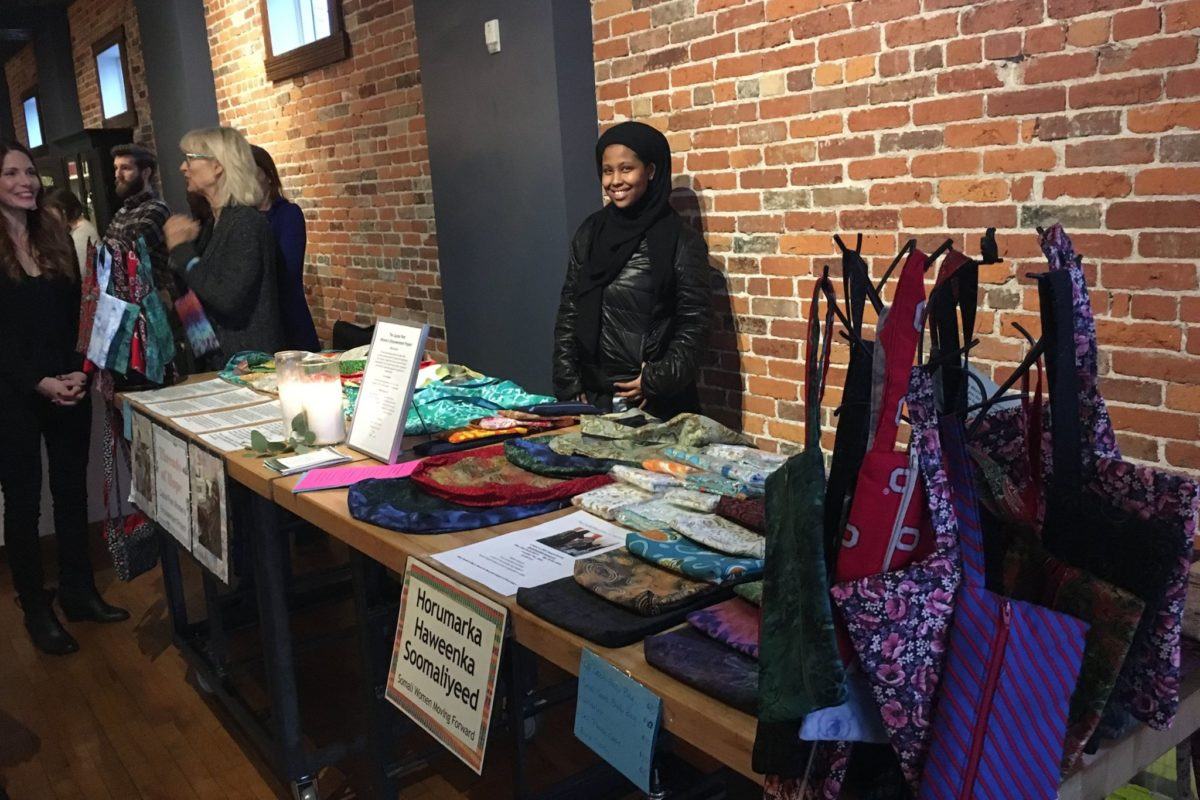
[553,211,711,418]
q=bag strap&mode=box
[938,412,986,587]
[833,234,884,335]
[905,368,957,555]
[804,270,837,450]
[1020,357,1046,530]
[1039,268,1084,500]
[927,249,979,415]
[867,248,928,453]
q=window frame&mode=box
[19,86,46,153]
[90,25,138,129]
[259,0,350,82]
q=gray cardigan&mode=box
[169,204,284,363]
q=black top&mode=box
[0,272,82,401]
[169,204,284,363]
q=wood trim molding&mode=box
[260,0,350,83]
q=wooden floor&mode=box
[0,539,659,800]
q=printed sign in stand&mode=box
[385,560,507,774]
[574,649,663,793]
[348,319,428,463]
[152,423,192,547]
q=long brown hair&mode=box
[0,140,77,282]
[251,144,285,203]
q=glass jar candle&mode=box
[275,350,311,432]
[300,355,346,445]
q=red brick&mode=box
[791,6,851,38]
[1048,0,1141,19]
[987,87,1066,116]
[1024,24,1067,54]
[848,157,909,179]
[740,169,790,189]
[1109,201,1200,229]
[870,181,934,204]
[790,164,845,185]
[912,151,981,177]
[947,204,1019,228]
[1166,442,1200,470]
[962,0,1043,34]
[937,65,1004,93]
[1113,7,1162,40]
[1043,172,1132,199]
[982,147,1057,173]
[937,178,1010,202]
[1132,294,1179,321]
[689,32,738,61]
[1099,36,1199,74]
[984,31,1022,59]
[947,37,983,66]
[1023,52,1097,84]
[1166,1,1200,33]
[1140,232,1200,258]
[612,10,652,36]
[790,114,845,138]
[1166,69,1200,99]
[945,120,1019,147]
[818,29,881,61]
[1066,17,1110,47]
[1135,166,1200,195]
[1128,102,1200,132]
[847,105,910,131]
[759,95,813,119]
[914,94,986,124]
[1064,138,1155,167]
[764,142,818,164]
[885,13,960,47]
[1109,406,1198,439]
[819,135,875,160]
[764,0,821,21]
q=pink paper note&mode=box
[292,460,423,493]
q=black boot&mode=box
[58,586,130,623]
[22,599,79,656]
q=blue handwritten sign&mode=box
[574,648,662,792]
[122,401,133,441]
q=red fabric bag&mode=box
[411,442,611,507]
[835,248,935,583]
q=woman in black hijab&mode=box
[552,121,711,419]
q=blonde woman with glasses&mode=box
[164,127,284,365]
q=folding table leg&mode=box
[351,550,399,800]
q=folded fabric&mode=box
[504,436,615,477]
[413,434,521,457]
[687,597,761,658]
[549,432,666,465]
[471,416,542,431]
[663,488,720,512]
[663,445,772,488]
[406,378,556,436]
[704,443,788,467]
[518,401,602,416]
[516,576,706,648]
[571,483,654,520]
[624,413,752,448]
[627,530,763,584]
[411,443,611,507]
[644,626,758,715]
[448,426,527,443]
[642,458,697,477]
[610,465,682,493]
[618,499,765,558]
[348,477,567,534]
[735,581,763,606]
[715,496,766,533]
[684,471,762,499]
[574,549,730,617]
[581,410,663,438]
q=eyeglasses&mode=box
[184,152,215,161]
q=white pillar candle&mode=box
[302,377,346,445]
[278,379,307,431]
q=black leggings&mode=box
[0,396,93,605]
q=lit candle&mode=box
[300,356,346,445]
[275,350,311,431]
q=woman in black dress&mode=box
[0,140,128,656]
[552,121,711,419]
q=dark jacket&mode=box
[553,211,710,418]
[0,273,83,403]
[168,203,284,364]
[266,197,320,351]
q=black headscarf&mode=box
[575,121,681,358]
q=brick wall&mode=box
[199,0,445,356]
[68,0,156,149]
[4,44,37,147]
[591,0,1200,470]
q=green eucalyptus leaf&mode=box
[267,441,288,454]
[292,412,309,435]
[250,429,269,452]
[303,431,316,445]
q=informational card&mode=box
[152,424,192,547]
[433,511,625,596]
[574,649,662,793]
[348,319,428,463]
[174,401,281,434]
[198,420,288,453]
[386,560,507,775]
[148,387,265,417]
[188,444,229,583]
[130,378,237,405]
[292,460,423,493]
[130,410,156,516]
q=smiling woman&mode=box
[0,139,129,657]
[552,121,712,420]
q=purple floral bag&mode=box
[830,369,961,791]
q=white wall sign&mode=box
[348,319,428,463]
[385,560,507,775]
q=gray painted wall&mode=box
[134,0,220,209]
[32,7,83,143]
[413,0,598,394]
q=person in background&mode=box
[42,187,99,278]
[165,127,284,365]
[251,144,319,351]
[552,121,711,419]
[0,140,129,656]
